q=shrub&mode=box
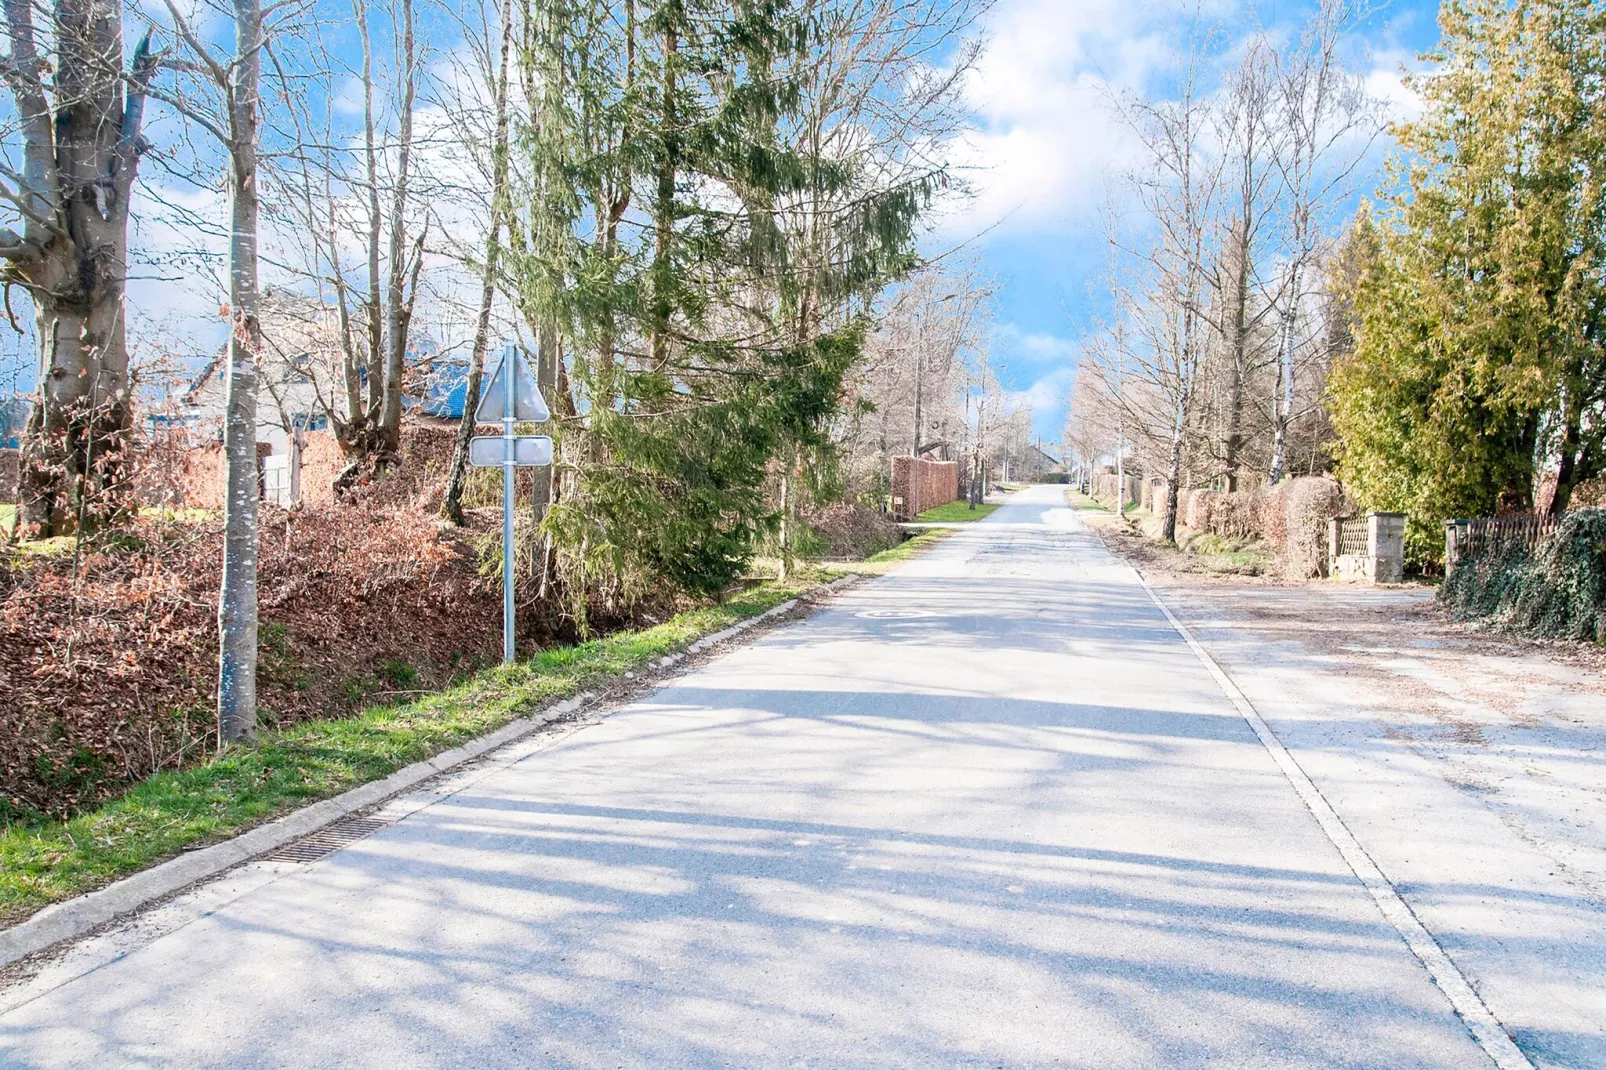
[0,504,506,816]
[1440,509,1606,641]
[1183,489,1215,532]
[1281,477,1348,580]
[1207,492,1257,539]
[803,502,900,559]
[1182,477,1345,577]
[1251,484,1287,550]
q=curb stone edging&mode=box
[0,573,862,972]
[0,692,589,971]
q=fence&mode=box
[1334,516,1368,558]
[1444,512,1561,579]
[890,457,959,520]
[1328,512,1406,584]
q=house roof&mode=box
[183,291,449,416]
[409,359,469,420]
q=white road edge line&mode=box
[1134,574,1534,1070]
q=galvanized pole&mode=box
[501,343,516,665]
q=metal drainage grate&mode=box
[263,816,392,864]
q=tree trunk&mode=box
[377,0,417,463]
[1548,383,1584,517]
[530,319,557,520]
[443,0,514,525]
[649,17,678,370]
[777,464,791,580]
[360,0,383,429]
[1162,396,1186,543]
[1269,260,1300,484]
[217,0,264,744]
[5,5,153,537]
[1224,219,1250,492]
[440,261,497,525]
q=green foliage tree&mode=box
[514,0,930,622]
[1332,0,1606,562]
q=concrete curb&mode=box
[0,692,589,971]
[0,573,862,971]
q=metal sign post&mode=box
[470,342,552,664]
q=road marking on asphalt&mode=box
[1136,575,1534,1070]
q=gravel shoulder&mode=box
[1091,513,1606,1069]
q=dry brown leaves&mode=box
[1,501,503,816]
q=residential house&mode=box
[180,292,446,503]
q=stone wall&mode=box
[890,457,958,519]
[1140,476,1350,580]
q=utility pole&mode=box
[911,342,922,520]
[1115,318,1127,520]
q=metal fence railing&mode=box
[1335,516,1369,558]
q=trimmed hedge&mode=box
[1440,509,1606,641]
[1179,477,1348,580]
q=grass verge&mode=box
[1065,489,1112,513]
[1177,531,1276,576]
[0,576,821,927]
[832,529,954,576]
[916,501,999,523]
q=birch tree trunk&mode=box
[1269,258,1300,485]
[217,0,264,743]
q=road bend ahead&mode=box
[1,486,1499,1068]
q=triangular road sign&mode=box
[475,343,550,424]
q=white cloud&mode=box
[1001,366,1077,441]
[994,322,1078,370]
[991,322,1079,439]
[934,0,1203,241]
[1364,47,1425,125]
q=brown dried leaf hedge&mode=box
[1,504,503,817]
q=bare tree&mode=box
[1203,40,1279,491]
[839,260,993,503]
[265,0,429,494]
[1,0,158,536]
[1266,0,1379,483]
[440,0,514,525]
[1116,25,1222,541]
[146,0,271,741]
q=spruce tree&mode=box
[514,0,929,619]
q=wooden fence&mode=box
[1444,512,1560,578]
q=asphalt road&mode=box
[0,486,1501,1068]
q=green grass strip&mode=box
[831,529,955,575]
[0,577,817,926]
[915,501,1000,523]
[1065,490,1112,513]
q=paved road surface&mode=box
[0,486,1502,1067]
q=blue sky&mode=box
[0,0,1448,435]
[951,0,1447,442]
